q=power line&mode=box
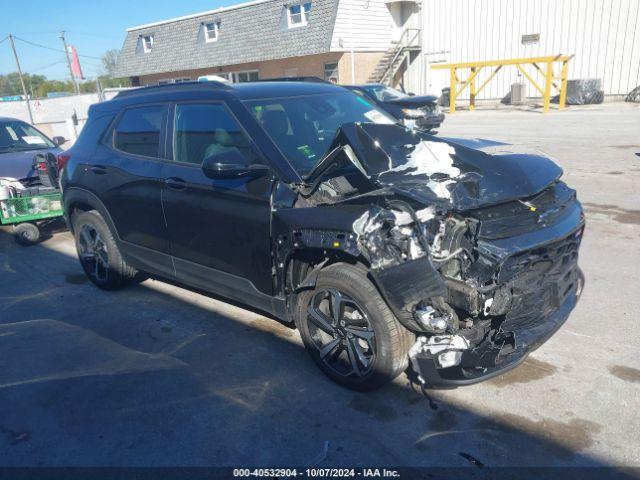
[67,30,123,41]
[12,35,102,60]
[2,33,107,80]
[29,59,67,73]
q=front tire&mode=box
[72,210,138,290]
[295,263,414,391]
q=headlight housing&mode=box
[402,108,423,119]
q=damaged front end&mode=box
[288,123,585,388]
[353,187,584,387]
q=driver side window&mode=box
[173,103,261,166]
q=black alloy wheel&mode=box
[305,288,377,378]
[77,223,110,283]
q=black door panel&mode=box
[162,102,275,296]
[89,146,168,254]
[164,177,187,191]
[162,166,274,293]
[88,104,173,275]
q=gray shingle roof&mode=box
[114,0,339,78]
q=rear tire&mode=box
[72,210,138,290]
[295,263,414,391]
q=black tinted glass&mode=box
[114,105,165,157]
[244,92,394,175]
[174,103,258,166]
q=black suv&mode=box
[61,81,584,391]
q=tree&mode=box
[0,73,58,97]
[101,49,120,77]
[99,49,130,88]
[0,73,26,96]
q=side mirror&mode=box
[201,150,269,179]
[52,136,67,146]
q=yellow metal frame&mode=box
[432,55,573,113]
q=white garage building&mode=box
[395,0,640,100]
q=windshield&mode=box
[363,85,408,102]
[0,120,54,152]
[244,92,396,175]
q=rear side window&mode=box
[113,105,166,158]
[173,103,260,166]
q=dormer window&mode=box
[142,35,154,53]
[204,22,219,42]
[287,2,311,28]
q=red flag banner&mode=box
[69,46,84,80]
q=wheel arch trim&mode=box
[63,187,121,240]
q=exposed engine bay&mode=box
[276,123,585,387]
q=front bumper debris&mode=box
[409,268,584,388]
[416,113,445,128]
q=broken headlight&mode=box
[402,108,424,119]
[414,304,451,333]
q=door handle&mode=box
[164,177,187,191]
[90,165,107,175]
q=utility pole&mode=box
[96,76,104,102]
[8,34,34,124]
[59,31,80,95]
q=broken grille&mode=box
[499,230,582,332]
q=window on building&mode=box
[157,78,192,85]
[236,71,260,82]
[205,22,219,42]
[114,105,166,158]
[220,70,259,83]
[173,103,260,166]
[141,35,154,53]
[287,2,311,28]
[324,62,339,83]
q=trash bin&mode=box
[510,82,527,105]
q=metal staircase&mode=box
[367,28,421,85]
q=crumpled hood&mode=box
[384,95,439,108]
[331,123,563,211]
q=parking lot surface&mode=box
[1,103,639,468]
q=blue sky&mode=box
[0,0,235,79]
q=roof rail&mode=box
[257,76,329,84]
[114,81,233,99]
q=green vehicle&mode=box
[0,191,64,245]
[0,153,64,245]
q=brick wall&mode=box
[138,51,384,85]
[337,52,385,84]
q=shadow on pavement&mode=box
[0,227,632,475]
